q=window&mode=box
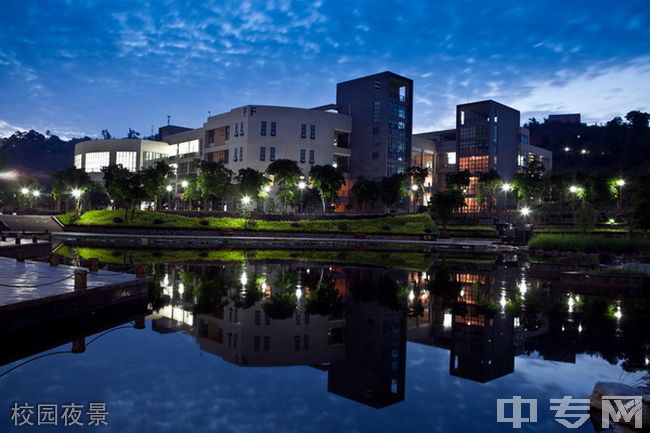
[255,310,261,325]
[373,101,381,123]
[387,137,406,161]
[233,334,238,349]
[271,121,277,136]
[225,126,230,141]
[259,146,266,161]
[389,102,406,119]
[270,147,276,161]
[263,336,270,351]
[387,162,406,176]
[399,85,407,102]
[309,150,315,164]
[388,121,406,137]
[74,154,82,169]
[300,149,306,163]
[254,336,260,351]
[460,110,465,125]
[84,152,110,173]
[446,152,457,165]
[303,335,310,350]
[301,124,307,139]
[240,121,244,136]
[294,335,301,351]
[310,125,315,139]
[178,140,199,156]
[116,151,137,172]
[240,146,243,162]
[233,147,238,162]
[261,121,267,136]
[458,155,489,172]
[234,123,239,137]
[208,130,214,144]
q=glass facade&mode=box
[116,151,137,172]
[84,152,110,173]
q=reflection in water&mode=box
[141,259,650,409]
[3,255,649,416]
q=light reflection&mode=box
[614,306,622,320]
[408,289,415,303]
[240,271,248,286]
[578,323,583,333]
[443,313,452,329]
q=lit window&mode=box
[178,140,199,155]
[460,110,465,125]
[74,154,82,169]
[84,152,110,173]
[116,151,137,172]
[446,152,457,165]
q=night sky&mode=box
[0,0,648,139]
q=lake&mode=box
[1,248,648,432]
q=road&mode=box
[0,214,62,232]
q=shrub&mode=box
[112,217,124,224]
[199,219,209,226]
[337,222,350,231]
[528,234,650,254]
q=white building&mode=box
[74,139,175,182]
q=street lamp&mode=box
[20,187,30,195]
[71,188,83,215]
[410,184,419,212]
[298,180,306,213]
[520,206,531,217]
[501,182,512,211]
[31,190,40,198]
[165,185,173,209]
[241,195,251,206]
[180,180,189,188]
[615,178,625,211]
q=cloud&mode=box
[506,56,650,123]
[0,119,26,138]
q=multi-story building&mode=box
[74,74,551,213]
[337,71,413,178]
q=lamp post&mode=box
[180,180,189,210]
[71,188,83,215]
[410,184,419,213]
[165,185,173,209]
[569,185,585,211]
[615,178,625,211]
[241,195,252,227]
[501,182,512,210]
[298,180,306,213]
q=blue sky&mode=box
[0,0,649,139]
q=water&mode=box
[1,249,648,432]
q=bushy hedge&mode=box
[528,234,650,254]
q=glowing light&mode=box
[568,296,575,313]
[501,182,513,192]
[518,280,528,296]
[295,288,302,299]
[645,357,649,366]
[0,170,19,180]
[410,184,418,192]
[615,178,625,187]
[500,297,507,308]
[241,195,251,205]
[20,187,30,195]
[178,282,184,295]
[165,185,173,192]
[240,272,248,286]
[607,218,616,225]
[261,282,267,290]
[408,289,415,302]
[263,185,271,193]
[564,147,570,152]
[31,190,40,198]
[443,313,452,329]
[580,148,587,155]
[71,188,83,199]
[562,325,565,332]
[181,180,189,188]
[332,162,338,168]
[614,306,622,320]
[298,181,306,190]
[459,289,465,298]
[578,323,583,333]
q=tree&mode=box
[513,160,545,204]
[266,159,303,211]
[446,170,471,191]
[380,173,408,211]
[409,166,429,209]
[126,128,140,139]
[141,161,173,209]
[428,189,465,235]
[631,174,650,230]
[51,167,92,213]
[102,164,145,221]
[181,175,201,208]
[475,169,501,213]
[197,160,233,210]
[350,177,380,212]
[101,129,112,140]
[236,168,269,205]
[309,164,344,212]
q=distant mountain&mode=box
[0,130,90,181]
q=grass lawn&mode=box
[528,234,650,254]
[55,245,435,271]
[57,210,436,235]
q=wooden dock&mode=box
[0,256,150,333]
